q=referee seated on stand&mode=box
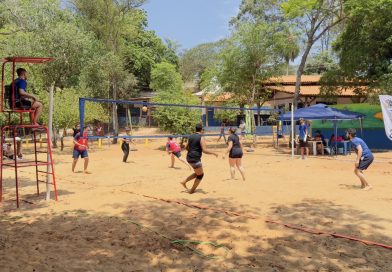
[13,68,43,125]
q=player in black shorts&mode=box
[223,127,245,180]
[217,122,227,143]
[180,124,218,194]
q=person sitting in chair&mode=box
[314,130,325,154]
[2,139,23,160]
[13,68,43,125]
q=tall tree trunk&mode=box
[251,76,257,147]
[286,60,290,76]
[52,127,58,148]
[293,41,313,109]
[257,100,261,126]
[60,127,66,151]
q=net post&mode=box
[79,98,86,131]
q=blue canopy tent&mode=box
[280,104,365,157]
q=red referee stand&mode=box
[0,57,58,208]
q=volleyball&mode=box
[142,106,148,112]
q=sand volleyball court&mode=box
[1,137,392,271]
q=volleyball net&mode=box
[78,97,281,141]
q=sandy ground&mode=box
[1,134,392,271]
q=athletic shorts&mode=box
[73,149,88,159]
[15,99,32,109]
[188,161,202,169]
[173,151,181,158]
[229,152,243,159]
[358,156,374,170]
[299,139,308,148]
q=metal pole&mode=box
[291,104,294,159]
[46,84,54,200]
[334,120,338,157]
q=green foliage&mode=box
[218,22,285,104]
[281,0,320,18]
[152,92,201,135]
[0,0,180,134]
[231,0,285,25]
[150,62,183,92]
[329,0,392,96]
[124,29,179,90]
[73,0,178,94]
[0,0,97,89]
[151,63,200,134]
[179,40,226,83]
[199,66,221,92]
[304,50,338,75]
[213,102,240,123]
[80,51,138,99]
[38,88,108,130]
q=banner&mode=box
[379,95,392,141]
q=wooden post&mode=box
[46,84,54,200]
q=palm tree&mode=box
[282,32,300,75]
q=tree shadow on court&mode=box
[243,198,392,271]
[0,196,255,271]
[1,175,74,211]
[0,197,391,271]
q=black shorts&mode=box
[173,151,181,158]
[188,161,202,169]
[358,156,374,170]
[299,139,308,148]
[229,149,243,159]
[15,99,32,109]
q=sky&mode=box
[142,0,241,50]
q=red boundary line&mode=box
[2,170,390,251]
[120,190,392,251]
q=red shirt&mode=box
[74,132,88,151]
[166,140,181,153]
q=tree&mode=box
[280,27,300,75]
[327,0,392,98]
[234,0,346,108]
[218,23,286,119]
[0,0,97,89]
[231,0,285,25]
[179,40,226,84]
[304,50,338,75]
[150,62,200,135]
[71,0,146,142]
[213,102,240,124]
[281,0,345,108]
[150,62,183,92]
[38,88,107,150]
[124,29,179,91]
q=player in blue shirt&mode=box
[298,118,309,159]
[346,128,373,190]
[13,68,43,125]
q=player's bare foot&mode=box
[363,185,372,191]
[84,171,92,174]
[180,181,188,190]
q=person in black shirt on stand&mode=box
[180,124,218,194]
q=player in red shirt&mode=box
[72,126,90,173]
[166,137,191,170]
